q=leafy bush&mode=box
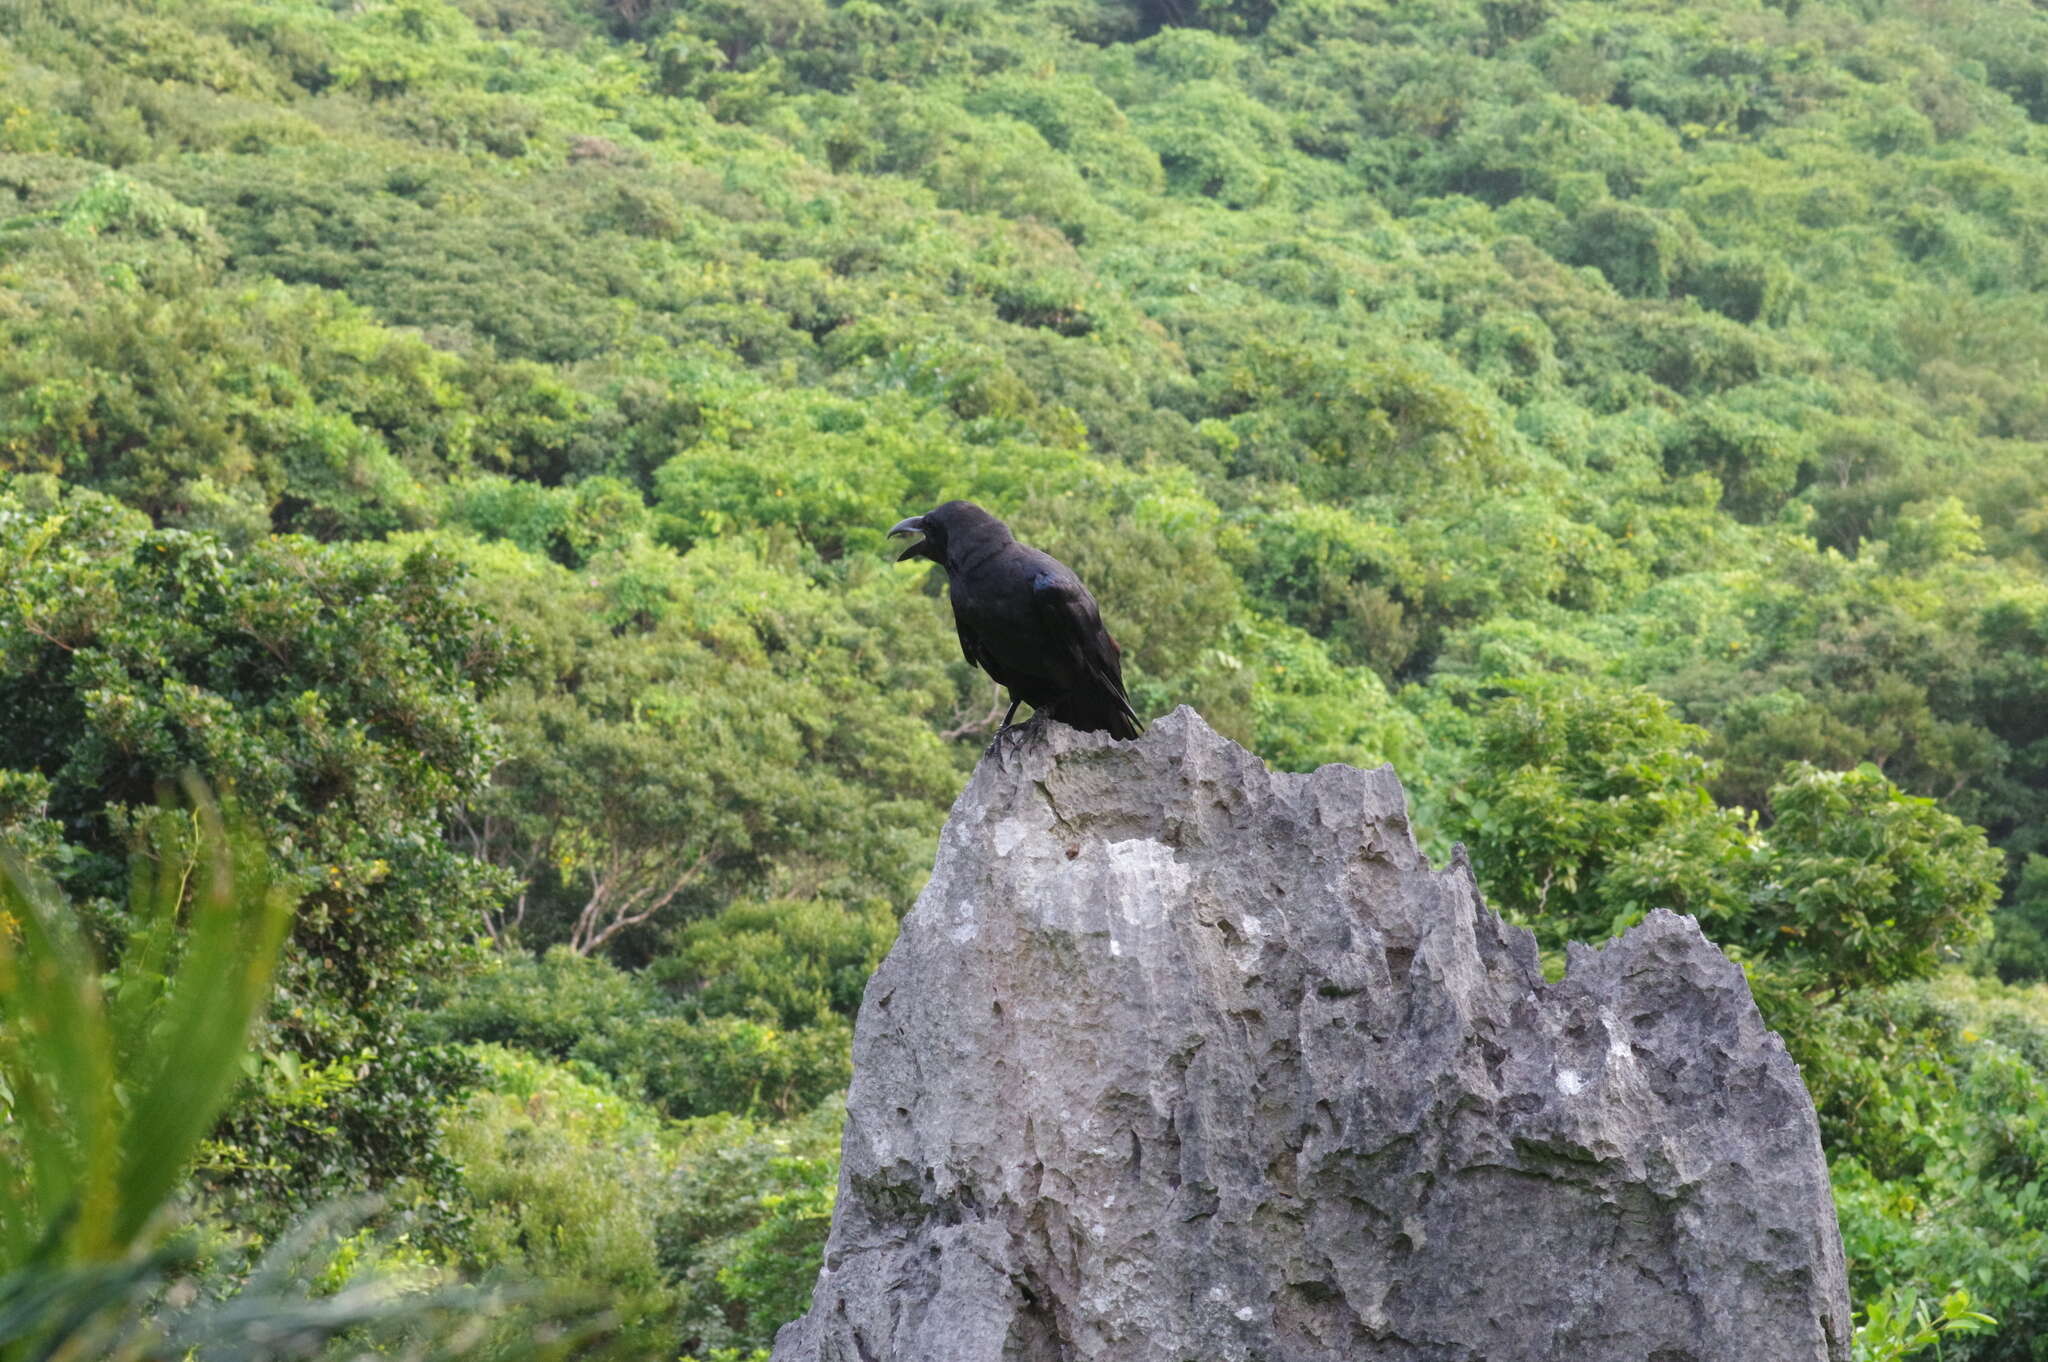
[664,1100,843,1358]
[622,1013,854,1121]
[1852,1290,1999,1362]
[427,898,888,1119]
[1447,679,2002,987]
[655,898,894,1029]
[1749,763,2002,995]
[423,946,666,1062]
[1987,857,2048,985]
[1826,979,2048,1362]
[437,1048,843,1360]
[441,1045,680,1356]
[1444,677,1752,949]
[0,485,516,1237]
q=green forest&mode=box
[1,0,2045,1355]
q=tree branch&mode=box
[941,686,1008,742]
[569,845,717,955]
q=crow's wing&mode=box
[953,611,984,671]
[1031,570,1141,737]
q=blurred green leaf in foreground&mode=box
[0,786,616,1362]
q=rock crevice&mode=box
[771,707,1851,1362]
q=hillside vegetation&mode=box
[2,0,2046,1356]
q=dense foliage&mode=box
[4,0,2047,1354]
[0,484,517,1236]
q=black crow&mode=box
[890,501,1142,740]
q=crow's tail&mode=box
[1050,683,1143,741]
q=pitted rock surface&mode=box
[770,706,1851,1362]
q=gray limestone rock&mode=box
[770,707,1851,1362]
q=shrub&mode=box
[664,1099,843,1357]
[442,1045,679,1356]
[1824,979,2048,1362]
[423,947,665,1060]
[654,898,895,1029]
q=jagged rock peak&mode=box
[771,706,1851,1362]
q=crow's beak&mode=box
[889,515,928,562]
